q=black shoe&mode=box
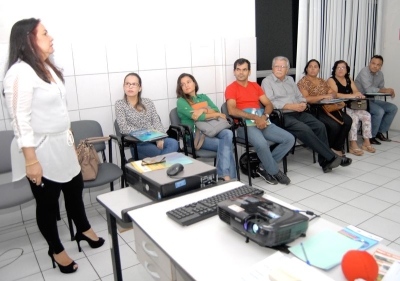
[370,137,381,145]
[75,232,105,252]
[340,156,352,167]
[273,170,291,185]
[376,132,391,142]
[256,167,278,185]
[48,248,78,274]
[321,156,342,173]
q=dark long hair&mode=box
[6,18,64,83]
[176,73,199,105]
[303,59,320,75]
[331,60,350,79]
[123,72,146,111]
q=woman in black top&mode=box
[328,60,375,156]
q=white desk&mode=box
[97,188,153,281]
[128,181,397,281]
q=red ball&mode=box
[341,250,378,281]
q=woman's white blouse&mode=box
[3,60,80,182]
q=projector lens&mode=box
[252,223,259,233]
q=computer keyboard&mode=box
[166,185,264,226]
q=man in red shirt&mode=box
[225,58,294,185]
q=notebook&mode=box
[289,229,363,270]
[338,225,381,251]
[243,108,271,126]
[129,129,168,142]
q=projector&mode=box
[217,195,309,247]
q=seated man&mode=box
[354,55,398,144]
[261,56,352,173]
[225,58,295,185]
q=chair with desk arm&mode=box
[221,102,288,186]
[0,130,34,213]
[113,118,182,187]
[66,120,123,240]
[169,107,218,166]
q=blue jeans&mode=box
[196,129,236,179]
[238,123,294,175]
[130,137,179,160]
[368,99,398,136]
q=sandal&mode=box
[349,147,364,156]
[362,145,376,153]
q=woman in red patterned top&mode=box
[297,59,352,157]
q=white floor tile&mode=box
[87,244,139,278]
[325,204,374,226]
[101,264,153,281]
[366,187,400,204]
[383,179,400,192]
[315,173,352,185]
[358,216,400,241]
[356,172,394,186]
[274,186,315,202]
[320,186,361,203]
[0,252,40,281]
[296,178,335,193]
[378,205,400,224]
[337,179,379,194]
[347,195,392,214]
[298,194,343,213]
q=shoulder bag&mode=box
[321,102,345,125]
[77,137,110,181]
[193,118,231,150]
[347,99,367,110]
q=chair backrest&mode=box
[0,130,14,173]
[221,102,228,116]
[71,120,106,152]
[114,120,122,138]
[169,108,181,127]
[0,130,34,209]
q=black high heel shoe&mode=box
[47,248,78,274]
[75,232,105,252]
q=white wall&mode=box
[381,0,400,131]
[0,0,257,227]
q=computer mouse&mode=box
[167,163,184,176]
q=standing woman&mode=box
[328,60,375,156]
[176,73,236,181]
[115,73,179,159]
[3,18,104,274]
[297,59,352,157]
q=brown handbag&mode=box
[322,102,345,125]
[322,101,346,113]
[77,137,110,181]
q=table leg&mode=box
[106,211,123,281]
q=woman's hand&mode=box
[191,109,205,121]
[156,139,164,150]
[26,162,43,186]
[352,93,365,99]
[218,113,226,120]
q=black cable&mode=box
[0,248,24,269]
[294,210,321,221]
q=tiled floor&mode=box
[1,131,400,280]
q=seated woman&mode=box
[176,73,236,181]
[327,60,375,156]
[116,73,179,160]
[297,59,352,157]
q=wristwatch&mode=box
[264,113,269,118]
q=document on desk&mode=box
[338,225,382,251]
[289,229,363,270]
[130,153,193,173]
[238,251,334,281]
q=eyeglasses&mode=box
[124,82,140,88]
[273,65,288,69]
[337,67,346,70]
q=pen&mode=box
[301,242,311,265]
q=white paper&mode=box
[382,262,400,281]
